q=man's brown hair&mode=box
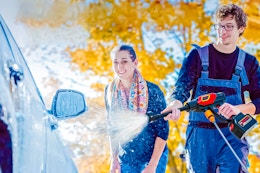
[214,4,247,35]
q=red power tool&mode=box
[148,92,257,139]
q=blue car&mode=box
[0,15,87,173]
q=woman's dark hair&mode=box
[111,45,136,61]
[214,4,247,36]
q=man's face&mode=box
[215,15,245,46]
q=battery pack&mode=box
[229,113,257,139]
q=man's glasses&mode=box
[213,24,235,31]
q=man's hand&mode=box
[218,103,240,119]
[162,100,183,121]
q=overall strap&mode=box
[191,44,209,78]
[231,48,249,86]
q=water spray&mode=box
[148,92,257,172]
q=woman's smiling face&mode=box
[112,50,137,80]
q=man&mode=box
[163,4,260,173]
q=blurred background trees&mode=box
[15,0,260,172]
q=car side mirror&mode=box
[48,89,88,119]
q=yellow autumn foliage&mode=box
[248,154,260,173]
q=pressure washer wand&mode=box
[148,92,257,139]
[148,92,226,122]
[148,105,189,122]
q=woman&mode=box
[104,44,169,173]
